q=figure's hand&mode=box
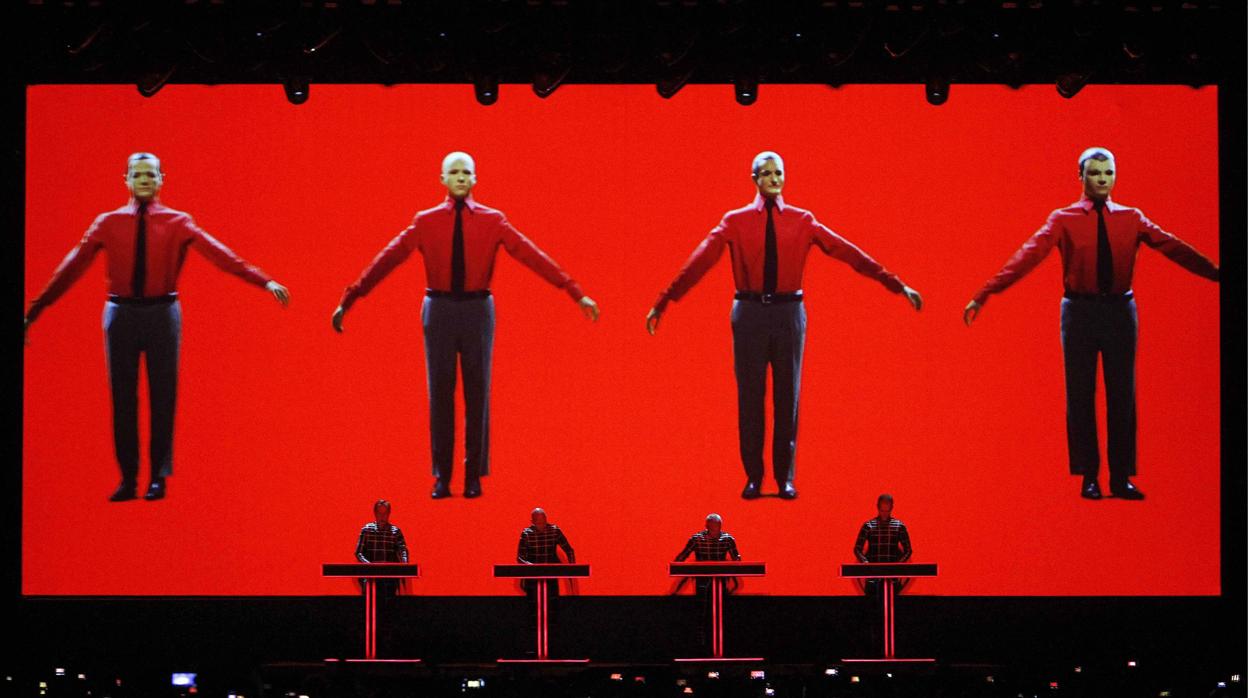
[901,285,923,311]
[578,296,601,322]
[23,317,31,347]
[963,300,983,327]
[331,306,347,334]
[645,308,661,336]
[265,280,290,307]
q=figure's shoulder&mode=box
[469,200,506,219]
[781,202,814,219]
[891,518,907,528]
[361,522,379,532]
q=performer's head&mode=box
[441,151,477,200]
[1077,147,1116,202]
[876,493,894,519]
[751,151,785,199]
[530,507,548,529]
[125,152,164,203]
[705,513,723,537]
[373,499,392,525]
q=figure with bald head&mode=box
[647,152,923,501]
[333,152,600,500]
[23,152,291,502]
[963,148,1219,501]
[516,507,576,626]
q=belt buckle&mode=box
[760,293,775,305]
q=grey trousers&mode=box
[730,299,807,483]
[102,299,181,483]
[1060,296,1139,480]
[422,295,495,481]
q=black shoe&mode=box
[741,480,762,499]
[778,481,798,499]
[1110,479,1145,500]
[1081,479,1102,500]
[431,479,451,499]
[109,481,138,502]
[143,478,166,501]
[464,478,482,498]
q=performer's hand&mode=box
[963,300,983,326]
[331,306,347,333]
[901,285,923,311]
[265,280,291,307]
[23,317,31,346]
[645,308,661,335]
[578,296,601,322]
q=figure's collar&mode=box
[751,192,786,213]
[444,193,480,213]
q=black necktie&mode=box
[132,201,148,298]
[763,198,778,294]
[1094,199,1113,294]
[451,198,466,293]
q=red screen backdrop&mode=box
[22,84,1220,596]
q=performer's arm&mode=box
[675,536,697,561]
[854,523,870,563]
[517,531,531,564]
[897,524,912,563]
[1136,211,1220,282]
[965,212,1061,325]
[727,538,741,561]
[496,216,595,314]
[333,220,421,331]
[809,216,910,296]
[25,215,107,328]
[355,529,369,563]
[183,215,288,305]
[647,220,730,334]
[396,529,409,564]
[557,530,576,564]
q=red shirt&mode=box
[339,195,584,311]
[653,194,904,313]
[973,195,1220,305]
[26,198,273,322]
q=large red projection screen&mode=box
[23,84,1219,596]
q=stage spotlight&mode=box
[706,671,719,679]
[1127,660,1138,667]
[657,64,696,99]
[609,673,623,681]
[825,668,839,676]
[533,55,570,99]
[1056,72,1090,99]
[474,75,499,106]
[282,76,310,105]
[137,65,177,98]
[734,76,758,105]
[925,76,949,106]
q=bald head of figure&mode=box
[441,151,477,200]
[531,507,548,530]
[705,512,723,537]
[125,152,164,202]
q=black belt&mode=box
[426,289,492,300]
[107,293,178,305]
[734,291,804,304]
[1063,290,1134,303]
